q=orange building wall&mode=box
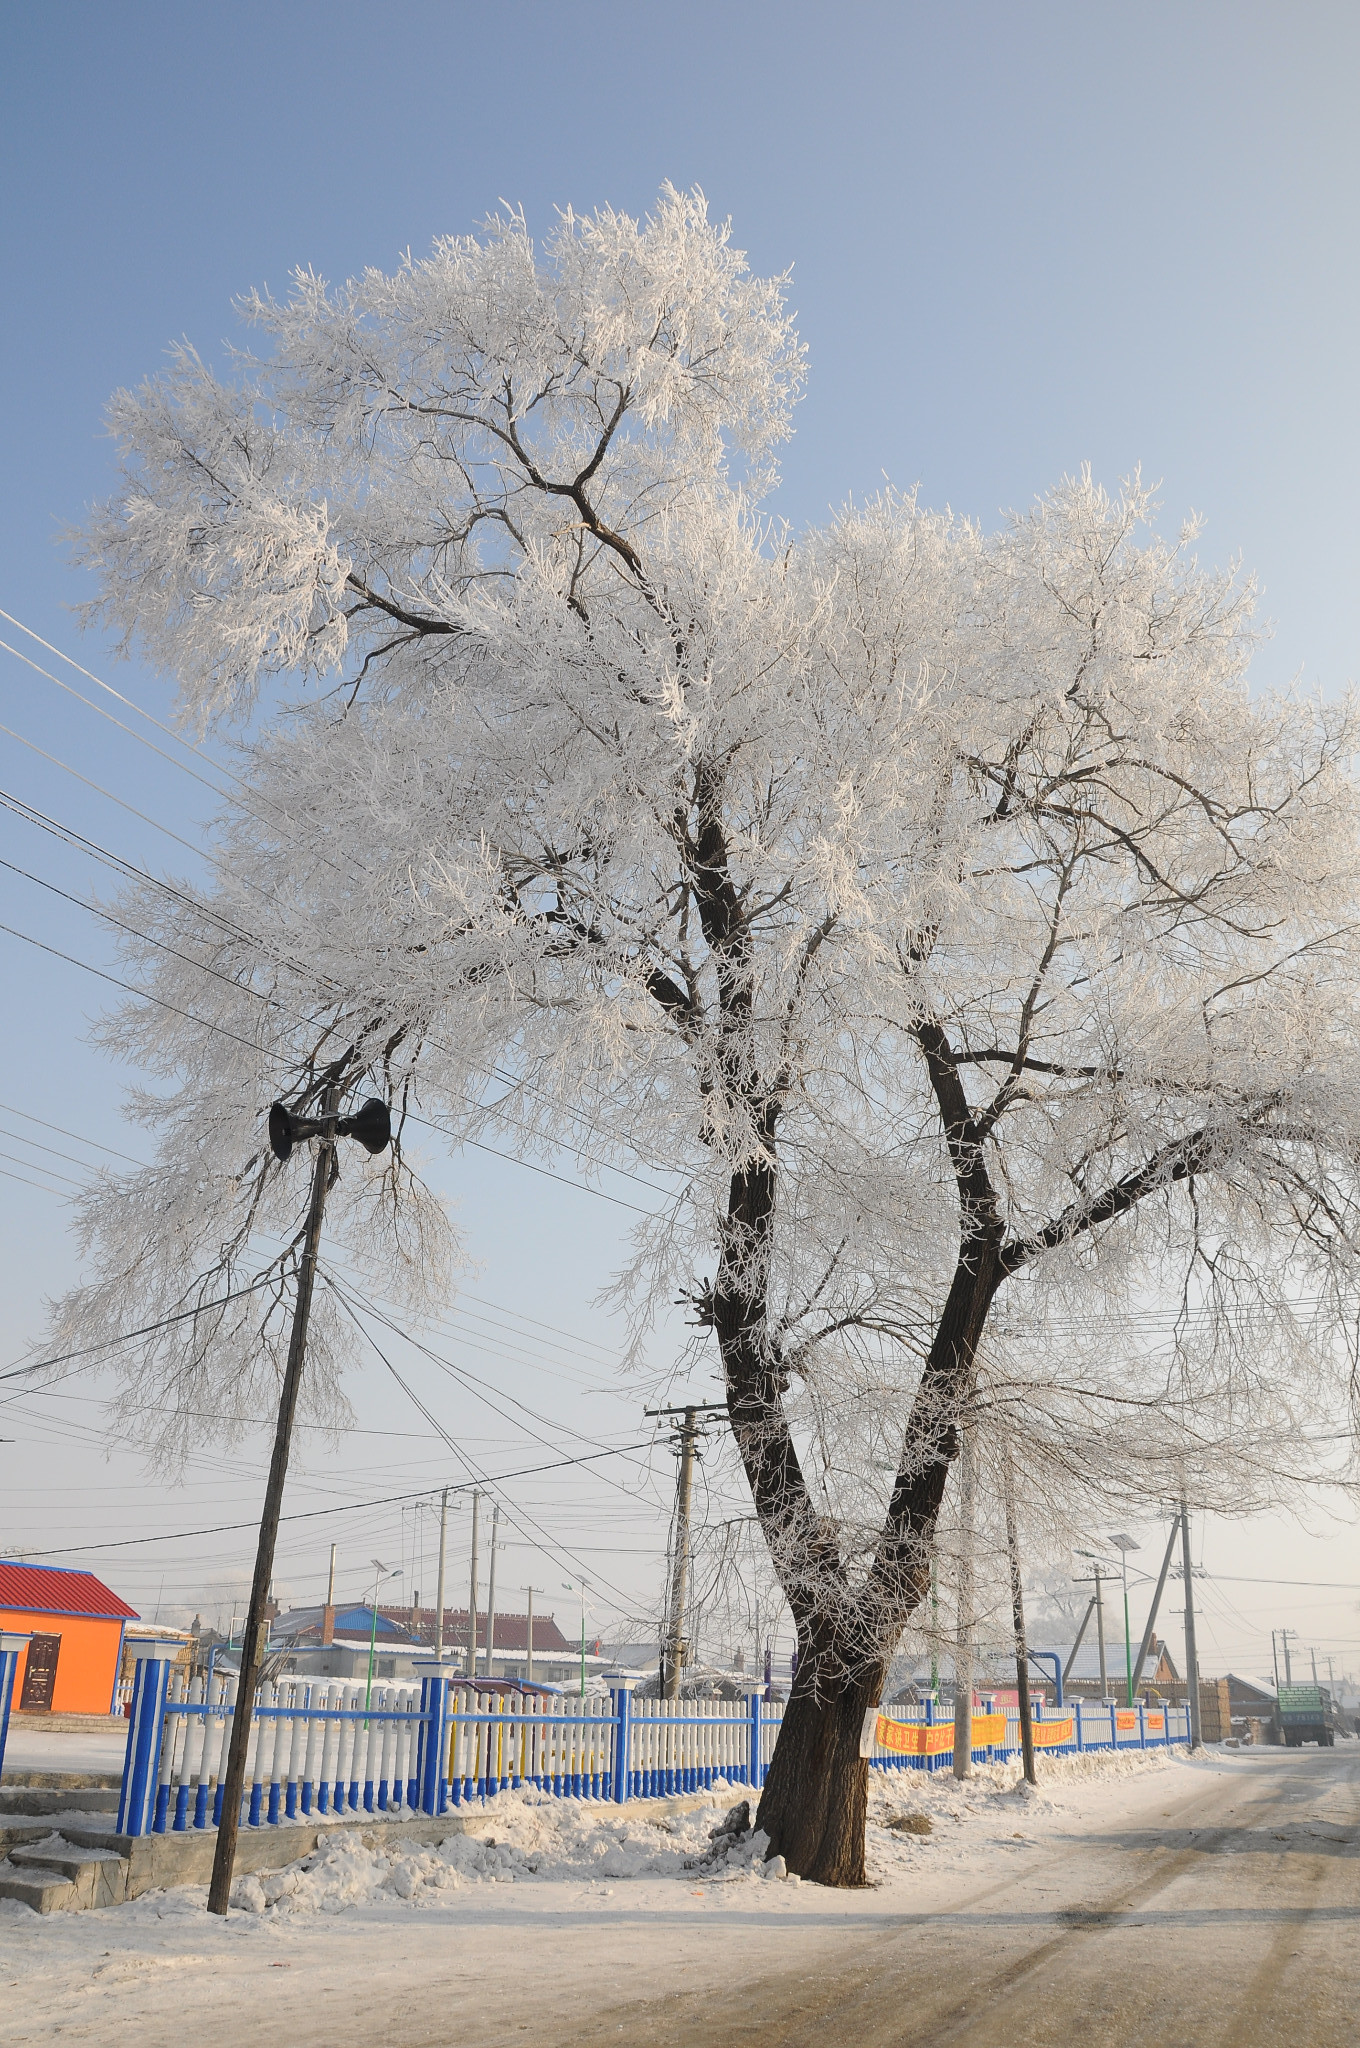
[1,1608,124,1715]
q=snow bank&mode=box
[183,1746,1193,1919]
[214,1784,798,1917]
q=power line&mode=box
[0,610,237,784]
[327,1271,653,1490]
[324,1284,642,1612]
[9,1443,656,1560]
[0,1147,83,1189]
[1,615,681,1199]
[0,898,662,1214]
[0,1277,283,1383]
[0,1163,71,1198]
[0,636,232,799]
[1,771,671,1209]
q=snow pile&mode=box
[213,1753,1192,1916]
[224,1786,797,1916]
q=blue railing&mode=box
[107,1657,1195,1838]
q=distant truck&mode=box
[1275,1684,1335,1748]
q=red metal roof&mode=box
[379,1606,575,1653]
[0,1560,138,1621]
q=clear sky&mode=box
[0,1,1356,1682]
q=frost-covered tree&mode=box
[52,190,1360,1885]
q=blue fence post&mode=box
[610,1686,631,1804]
[1075,1700,1084,1752]
[748,1693,762,1790]
[1138,1703,1147,1751]
[116,1642,176,1837]
[0,1633,30,1784]
[414,1663,452,1816]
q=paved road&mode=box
[572,1748,1360,2047]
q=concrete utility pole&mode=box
[433,1488,449,1659]
[1132,1514,1182,1692]
[1271,1630,1281,1690]
[664,1410,697,1700]
[1180,1499,1202,1750]
[953,1428,976,1780]
[1281,1629,1296,1686]
[1109,1533,1140,1705]
[647,1401,724,1700]
[326,1543,337,1607]
[525,1586,535,1684]
[207,1086,391,1917]
[1002,1444,1037,1788]
[485,1505,499,1679]
[467,1491,481,1679]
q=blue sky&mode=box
[1,2,1356,1672]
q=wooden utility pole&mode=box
[952,1428,975,1780]
[433,1488,449,1658]
[208,1088,336,1916]
[1002,1444,1037,1788]
[646,1401,723,1700]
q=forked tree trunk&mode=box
[755,1653,887,1886]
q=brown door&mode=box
[19,1634,60,1712]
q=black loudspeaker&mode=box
[268,1098,392,1163]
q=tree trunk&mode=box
[755,1652,885,1886]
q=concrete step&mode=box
[0,1862,80,1913]
[7,1839,130,1909]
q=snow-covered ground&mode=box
[0,1745,1250,2047]
[1,1726,129,1777]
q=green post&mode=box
[366,1599,380,1717]
[1122,1560,1133,1708]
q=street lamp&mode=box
[562,1580,588,1696]
[207,1086,392,1919]
[366,1559,402,1714]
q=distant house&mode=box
[380,1605,585,1683]
[1225,1673,1277,1718]
[1049,1633,1181,1700]
[0,1560,138,1716]
[266,1602,421,1681]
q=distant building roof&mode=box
[1225,1673,1278,1708]
[0,1560,138,1621]
[273,1603,418,1646]
[379,1607,575,1654]
[1043,1637,1176,1685]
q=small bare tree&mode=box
[50,192,1360,1885]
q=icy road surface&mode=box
[1,1746,1355,2045]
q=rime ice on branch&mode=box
[50,187,1360,1884]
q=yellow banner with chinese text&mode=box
[861,1709,1011,1756]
